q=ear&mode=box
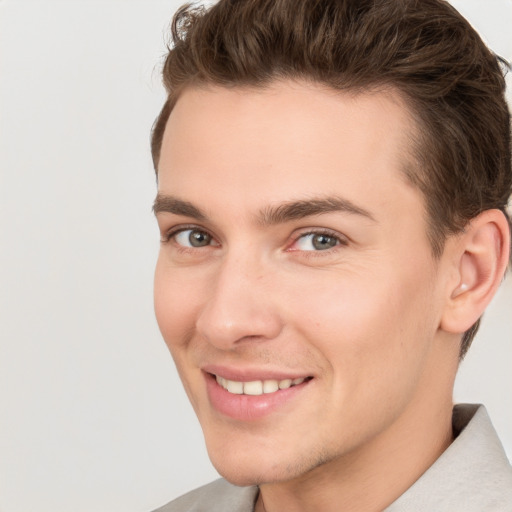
[440,209,510,335]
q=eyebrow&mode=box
[153,194,207,220]
[153,194,376,224]
[258,197,376,225]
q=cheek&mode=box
[284,269,396,341]
[154,259,209,408]
[153,257,201,351]
[284,264,436,380]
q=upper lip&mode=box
[202,364,312,382]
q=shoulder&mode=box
[152,478,259,512]
[387,404,512,511]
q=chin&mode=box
[216,469,265,487]
[207,449,273,486]
[215,465,294,488]
[207,442,334,487]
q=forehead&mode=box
[158,81,422,225]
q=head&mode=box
[151,0,511,488]
[152,0,511,358]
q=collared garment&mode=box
[154,404,512,511]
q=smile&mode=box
[215,375,309,395]
[205,370,313,420]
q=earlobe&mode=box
[441,209,510,335]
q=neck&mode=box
[256,399,454,512]
[255,337,460,512]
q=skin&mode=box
[153,81,507,512]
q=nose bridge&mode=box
[195,248,282,348]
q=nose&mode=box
[195,255,283,350]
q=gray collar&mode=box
[385,404,512,511]
[154,404,512,511]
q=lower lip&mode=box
[205,373,311,421]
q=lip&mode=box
[202,364,310,382]
[203,366,313,421]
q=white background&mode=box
[0,1,510,511]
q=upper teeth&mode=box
[215,376,307,395]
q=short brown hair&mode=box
[151,0,512,357]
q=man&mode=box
[150,0,512,510]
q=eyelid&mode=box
[287,228,349,252]
[160,224,218,246]
[160,224,348,253]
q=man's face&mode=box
[154,81,452,485]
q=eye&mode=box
[294,232,341,251]
[173,228,214,248]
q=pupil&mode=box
[189,231,210,247]
[312,234,336,250]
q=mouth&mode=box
[214,375,311,396]
[203,369,313,420]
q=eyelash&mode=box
[288,228,348,255]
[160,225,214,248]
[160,226,348,254]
